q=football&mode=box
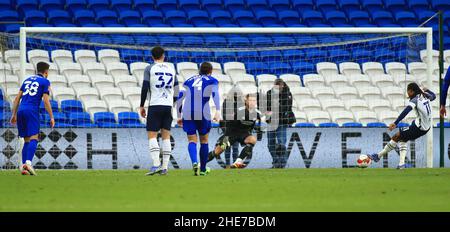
[357,155,372,168]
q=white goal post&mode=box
[18,27,435,168]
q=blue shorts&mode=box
[399,121,429,142]
[17,109,40,137]
[146,105,173,132]
[183,119,211,136]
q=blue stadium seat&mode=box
[94,112,121,128]
[292,61,315,76]
[0,0,11,11]
[74,10,96,26]
[348,10,372,26]
[432,0,450,12]
[302,10,324,26]
[48,9,72,25]
[180,0,200,12]
[408,0,430,15]
[0,112,12,126]
[375,48,397,63]
[292,0,314,13]
[156,0,178,11]
[246,62,269,75]
[371,11,395,26]
[385,0,406,14]
[96,10,119,25]
[255,10,279,26]
[61,100,83,114]
[87,0,110,13]
[227,35,250,47]
[119,10,142,26]
[272,35,296,46]
[393,11,417,27]
[88,36,112,44]
[166,50,190,63]
[260,50,283,62]
[437,122,450,128]
[294,35,319,45]
[204,35,227,47]
[250,36,272,46]
[112,34,136,44]
[39,0,63,11]
[319,122,339,127]
[201,0,223,13]
[352,49,373,63]
[0,100,11,112]
[142,10,164,25]
[190,51,214,63]
[39,100,58,114]
[165,10,187,26]
[69,112,96,128]
[134,0,155,14]
[0,10,19,23]
[44,112,69,124]
[269,62,292,75]
[232,10,255,26]
[120,49,143,62]
[66,0,87,14]
[278,10,301,26]
[118,112,145,128]
[225,0,246,12]
[417,11,438,25]
[304,48,328,61]
[282,50,305,61]
[342,122,363,127]
[214,51,236,63]
[188,10,210,26]
[24,10,47,26]
[316,0,337,14]
[362,0,384,13]
[328,49,351,63]
[366,122,387,128]
[247,0,269,14]
[236,51,260,62]
[210,10,233,25]
[294,122,316,127]
[338,0,361,14]
[158,35,181,46]
[268,0,290,12]
[325,11,348,26]
[182,36,204,47]
[111,0,132,13]
[16,0,38,17]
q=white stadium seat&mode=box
[224,62,246,78]
[334,86,358,100]
[354,111,378,125]
[233,73,256,85]
[47,62,59,76]
[105,99,131,115]
[309,86,335,100]
[210,62,223,75]
[105,62,129,77]
[238,83,257,95]
[51,49,73,66]
[367,98,392,114]
[130,62,149,81]
[420,49,439,64]
[408,62,427,77]
[370,74,394,88]
[280,74,301,88]
[257,74,277,85]
[74,50,97,64]
[346,74,372,89]
[302,74,324,88]
[120,86,141,101]
[177,62,198,78]
[82,62,106,76]
[4,50,20,65]
[90,75,114,90]
[52,87,76,103]
[290,86,311,98]
[393,74,415,87]
[381,86,405,102]
[391,98,409,112]
[362,62,385,77]
[331,111,355,125]
[378,111,399,124]
[176,75,185,85]
[444,50,450,63]
[83,99,108,117]
[97,86,124,101]
[320,99,345,112]
[114,75,138,88]
[316,62,338,77]
[47,75,67,88]
[293,110,307,123]
[339,62,361,76]
[358,86,382,100]
[385,62,407,77]
[59,62,82,77]
[66,75,91,89]
[306,111,331,125]
[11,63,35,78]
[0,74,19,86]
[296,98,322,111]
[129,96,144,112]
[324,74,348,88]
[98,49,120,65]
[75,87,100,102]
[0,62,12,76]
[215,74,232,84]
[344,99,369,113]
[27,49,49,66]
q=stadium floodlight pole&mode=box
[19,26,435,168]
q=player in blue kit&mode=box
[177,62,221,176]
[10,62,55,175]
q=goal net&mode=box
[0,27,435,169]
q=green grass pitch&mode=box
[1,168,450,212]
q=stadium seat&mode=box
[280,74,302,88]
[209,10,232,25]
[182,36,204,47]
[96,86,123,102]
[408,0,430,15]
[118,112,144,128]
[83,99,108,116]
[188,10,210,26]
[177,62,198,78]
[358,86,382,101]
[119,10,142,26]
[214,52,236,64]
[96,10,119,25]
[24,10,46,26]
[130,62,149,81]
[165,10,187,26]
[27,49,49,66]
[320,98,345,112]
[352,49,373,63]
[342,122,363,127]
[66,75,91,89]
[306,111,331,125]
[301,74,323,88]
[344,99,369,113]
[362,0,384,12]
[87,0,110,13]
[366,122,387,128]
[255,10,279,26]
[395,11,418,26]
[362,62,385,77]
[38,99,58,114]
[94,112,120,128]
[308,86,335,101]
[370,74,394,88]
[105,99,132,115]
[381,86,405,102]
[52,87,76,103]
[267,0,289,12]
[348,10,371,26]
[334,86,358,100]
[345,74,371,89]
[354,111,379,125]
[47,75,67,88]
[89,74,114,88]
[166,50,189,63]
[120,86,141,101]
[111,0,132,13]
[59,62,82,78]
[302,10,324,26]
[432,0,450,12]
[269,62,292,75]
[75,50,97,64]
[61,99,83,114]
[81,62,106,76]
[50,50,73,66]
[331,111,355,125]
[16,0,38,16]
[318,122,339,127]
[133,0,155,13]
[47,10,71,25]
[408,62,427,77]
[420,49,440,64]
[339,62,361,76]
[98,49,121,66]
[113,75,138,88]
[74,87,99,103]
[367,98,392,114]
[316,62,339,77]
[69,112,96,127]
[232,10,255,26]
[338,0,361,14]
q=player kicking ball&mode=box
[367,83,436,169]
[207,93,262,168]
[177,62,221,176]
[139,46,178,176]
[10,62,55,175]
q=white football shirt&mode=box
[143,62,177,107]
[408,94,432,131]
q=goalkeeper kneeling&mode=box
[207,93,263,168]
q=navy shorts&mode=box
[17,109,40,137]
[399,121,429,142]
[146,105,173,132]
[183,119,211,136]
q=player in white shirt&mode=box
[139,46,178,175]
[368,83,436,169]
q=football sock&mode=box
[161,139,171,170]
[149,138,161,167]
[26,139,38,164]
[22,142,29,165]
[398,142,407,166]
[377,140,397,158]
[238,144,254,160]
[200,143,209,172]
[188,142,198,164]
